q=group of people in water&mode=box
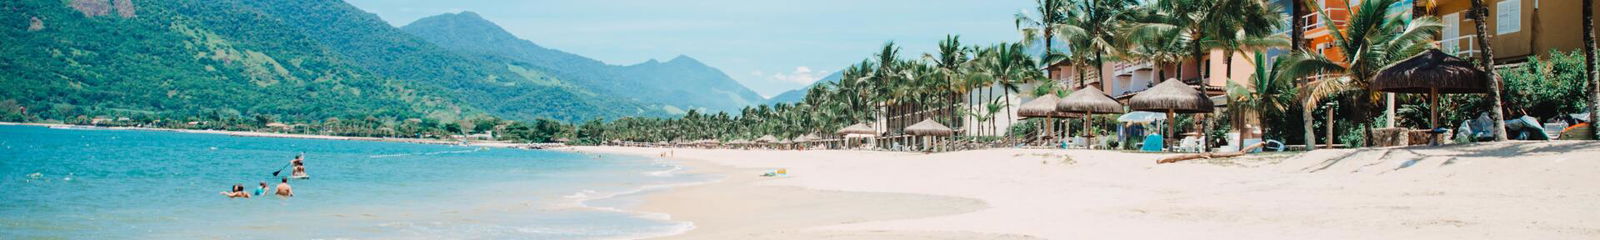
[221,154,304,198]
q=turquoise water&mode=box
[0,125,710,239]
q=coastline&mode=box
[0,121,550,148]
[580,142,1600,239]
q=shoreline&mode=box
[580,142,1600,239]
[0,121,556,149]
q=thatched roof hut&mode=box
[835,123,875,136]
[1373,49,1490,94]
[755,135,779,143]
[1129,79,1214,113]
[904,119,954,136]
[1057,86,1124,114]
[729,139,753,145]
[1017,94,1080,118]
[1373,49,1492,129]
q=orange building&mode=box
[1428,0,1600,63]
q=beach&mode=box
[579,141,1600,239]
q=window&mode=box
[1495,0,1520,35]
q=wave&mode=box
[558,161,724,239]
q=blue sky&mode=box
[345,0,1034,98]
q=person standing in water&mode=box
[254,181,268,196]
[274,178,293,197]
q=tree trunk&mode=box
[1586,0,1599,137]
[1303,99,1317,150]
[1469,0,1510,141]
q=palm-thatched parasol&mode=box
[756,135,779,143]
[835,123,876,136]
[1130,79,1215,148]
[1017,94,1080,144]
[1373,49,1490,129]
[1058,86,1125,140]
[905,119,954,136]
[835,123,876,149]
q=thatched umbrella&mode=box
[1057,86,1124,145]
[1373,49,1490,129]
[1130,79,1215,149]
[905,119,954,136]
[835,123,875,148]
[905,118,953,152]
[756,135,778,143]
[1018,94,1080,144]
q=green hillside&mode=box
[0,0,665,124]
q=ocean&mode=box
[0,125,711,239]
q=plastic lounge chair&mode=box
[1140,134,1164,152]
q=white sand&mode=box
[578,141,1600,239]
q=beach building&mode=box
[1427,0,1599,63]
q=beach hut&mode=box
[1017,94,1081,144]
[1129,79,1215,150]
[835,123,876,149]
[1057,86,1125,148]
[1373,49,1490,131]
[905,118,954,152]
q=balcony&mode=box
[1300,8,1349,39]
[1438,35,1481,59]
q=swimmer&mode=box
[220,184,250,198]
[274,178,293,197]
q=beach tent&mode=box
[1373,49,1491,131]
[1118,111,1166,124]
[1129,79,1214,150]
[1057,86,1124,148]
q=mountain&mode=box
[764,71,841,105]
[400,12,765,114]
[1,0,663,123]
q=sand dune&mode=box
[578,141,1600,239]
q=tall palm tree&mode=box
[925,35,971,135]
[1017,0,1069,77]
[1466,0,1509,141]
[1280,0,1442,146]
[1056,0,1137,83]
[1586,0,1599,137]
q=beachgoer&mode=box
[254,182,268,196]
[290,154,307,177]
[221,184,250,198]
[274,178,293,197]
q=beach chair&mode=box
[1139,134,1164,152]
[1175,137,1203,152]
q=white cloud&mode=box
[769,66,821,85]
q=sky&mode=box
[344,0,1034,98]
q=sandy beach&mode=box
[578,141,1600,239]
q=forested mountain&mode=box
[400,12,765,114]
[1,0,665,124]
[764,71,841,105]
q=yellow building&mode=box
[1429,0,1600,62]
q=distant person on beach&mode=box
[254,181,268,196]
[221,184,250,198]
[274,178,293,197]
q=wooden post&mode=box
[1083,111,1094,149]
[1325,104,1335,149]
[1429,88,1440,129]
[1166,109,1176,151]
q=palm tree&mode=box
[1466,0,1509,141]
[1280,0,1442,146]
[1228,50,1297,139]
[1017,0,1069,75]
[1056,0,1137,82]
[1586,0,1599,137]
[925,35,971,135]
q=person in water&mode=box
[274,178,293,197]
[221,184,250,198]
[254,181,268,196]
